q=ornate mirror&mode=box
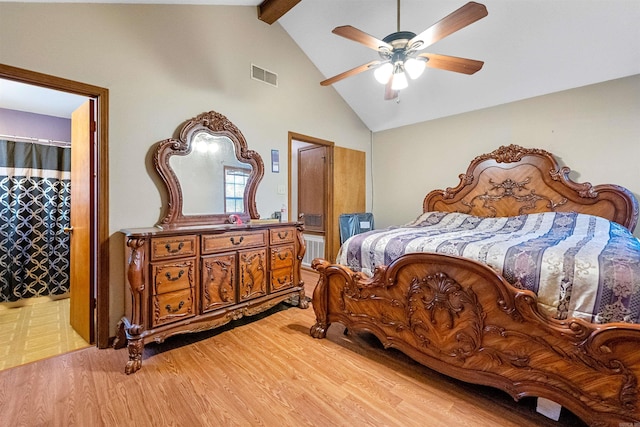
[154,110,264,228]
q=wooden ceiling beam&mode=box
[258,0,301,25]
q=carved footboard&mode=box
[310,254,640,427]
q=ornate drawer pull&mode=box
[165,269,185,281]
[277,276,288,285]
[230,236,244,245]
[165,242,184,253]
[277,231,289,240]
[278,252,290,261]
[165,301,185,313]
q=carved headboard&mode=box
[423,144,639,232]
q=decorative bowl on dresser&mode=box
[114,110,308,374]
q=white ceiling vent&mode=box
[251,64,278,87]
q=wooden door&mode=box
[328,147,366,262]
[69,99,95,343]
[298,145,327,233]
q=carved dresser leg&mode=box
[125,338,144,375]
[298,288,309,309]
[124,237,146,374]
[295,223,309,310]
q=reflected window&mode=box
[224,166,250,213]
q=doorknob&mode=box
[63,226,74,234]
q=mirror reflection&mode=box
[170,131,252,215]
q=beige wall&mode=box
[0,3,372,335]
[372,74,640,238]
[3,2,638,337]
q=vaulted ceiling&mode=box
[276,0,640,131]
[3,1,640,132]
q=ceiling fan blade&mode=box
[409,2,488,50]
[418,53,484,75]
[320,60,381,86]
[384,80,398,100]
[332,25,393,51]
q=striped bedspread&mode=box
[336,211,640,324]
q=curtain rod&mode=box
[0,133,71,148]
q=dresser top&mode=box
[120,221,302,237]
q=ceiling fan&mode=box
[320,1,488,100]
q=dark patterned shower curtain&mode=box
[0,139,71,302]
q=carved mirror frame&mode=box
[154,110,264,228]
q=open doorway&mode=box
[289,133,333,268]
[289,132,366,267]
[0,64,110,369]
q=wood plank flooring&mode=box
[0,270,586,426]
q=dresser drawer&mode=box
[271,267,294,292]
[202,230,267,254]
[151,287,196,327]
[151,235,197,261]
[270,244,295,270]
[269,227,296,245]
[152,260,196,295]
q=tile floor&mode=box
[0,297,90,370]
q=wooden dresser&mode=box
[117,222,307,374]
[115,109,309,374]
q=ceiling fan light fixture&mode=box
[374,62,394,84]
[391,70,408,91]
[405,57,426,80]
[321,2,488,100]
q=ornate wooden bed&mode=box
[309,144,640,427]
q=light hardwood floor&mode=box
[0,271,585,426]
